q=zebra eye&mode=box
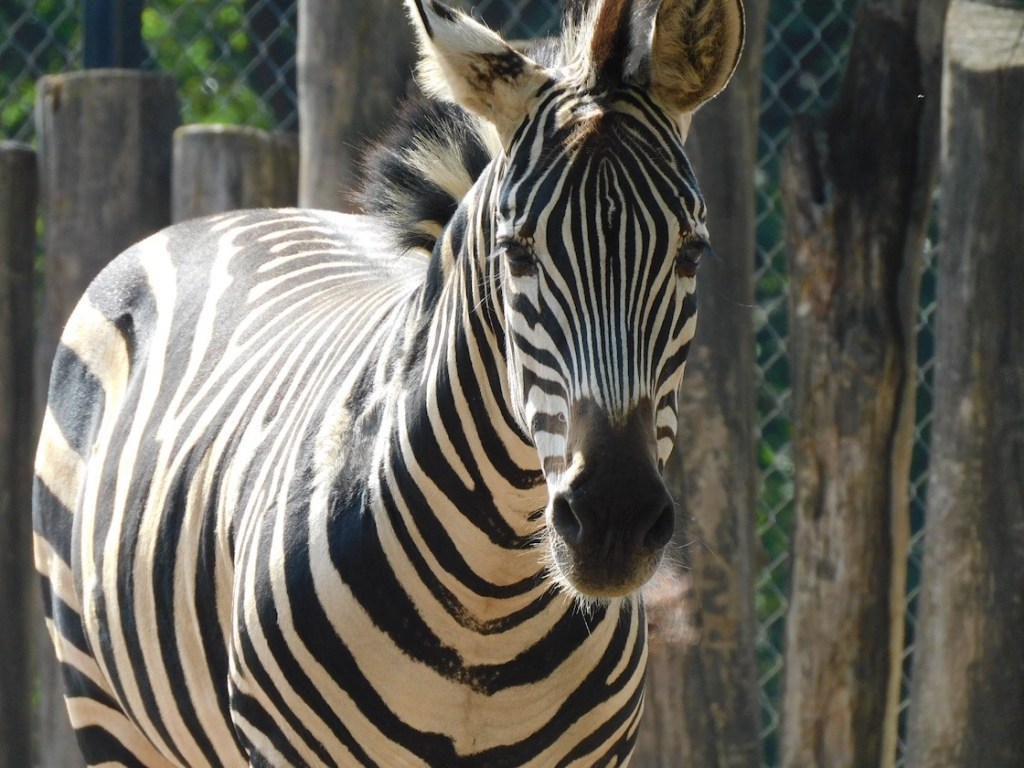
[675,239,707,279]
[500,240,538,278]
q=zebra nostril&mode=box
[643,502,675,551]
[551,494,584,545]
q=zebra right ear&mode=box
[647,0,745,120]
[405,0,551,144]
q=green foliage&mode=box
[0,0,288,142]
[1,78,35,140]
[0,0,80,141]
[141,0,276,129]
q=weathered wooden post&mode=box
[173,125,299,222]
[0,142,37,768]
[906,3,1024,765]
[297,0,415,209]
[34,69,180,767]
[632,1,767,765]
[777,0,945,764]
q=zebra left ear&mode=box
[406,0,551,144]
[647,0,745,120]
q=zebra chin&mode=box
[546,532,668,600]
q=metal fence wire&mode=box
[0,1,938,766]
[1,0,80,142]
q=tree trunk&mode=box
[0,142,37,768]
[297,0,415,209]
[905,3,1024,765]
[172,125,298,222]
[33,69,180,768]
[632,1,766,765]
[778,1,943,764]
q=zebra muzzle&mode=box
[545,399,676,598]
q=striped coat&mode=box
[33,0,745,764]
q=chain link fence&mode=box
[1,2,938,766]
[1,1,80,142]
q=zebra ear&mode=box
[647,0,745,120]
[406,0,550,143]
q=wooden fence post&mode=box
[905,3,1024,765]
[631,1,767,765]
[172,125,299,222]
[0,142,37,768]
[297,0,415,209]
[33,69,180,768]
[777,0,944,764]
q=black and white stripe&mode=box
[34,0,745,764]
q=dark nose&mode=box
[552,397,676,554]
[550,472,675,553]
[545,398,677,595]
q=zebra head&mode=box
[407,0,744,599]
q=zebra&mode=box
[33,0,744,764]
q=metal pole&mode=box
[84,0,145,69]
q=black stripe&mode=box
[32,477,74,566]
[150,463,223,766]
[47,343,104,458]
[241,505,352,766]
[76,724,150,768]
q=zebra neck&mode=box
[364,193,550,620]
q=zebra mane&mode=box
[357,0,657,253]
[357,97,499,253]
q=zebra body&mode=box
[33,0,744,765]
